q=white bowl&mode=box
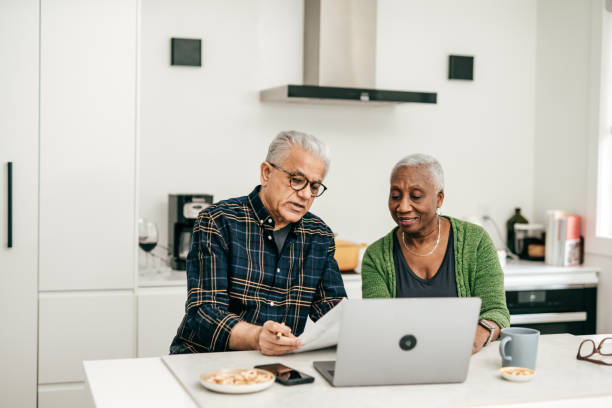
[500,366,535,382]
[200,368,275,394]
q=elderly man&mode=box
[170,131,346,355]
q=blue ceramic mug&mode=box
[499,327,540,370]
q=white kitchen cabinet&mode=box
[136,275,360,359]
[2,0,140,405]
[137,287,187,357]
[342,274,362,299]
[38,384,94,408]
[135,275,360,359]
[38,0,138,291]
[38,292,136,384]
[0,1,39,407]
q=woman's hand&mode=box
[257,320,301,355]
[472,324,491,354]
[472,321,500,354]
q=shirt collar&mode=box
[248,185,302,231]
[248,185,274,228]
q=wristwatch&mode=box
[479,319,496,347]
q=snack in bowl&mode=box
[500,366,535,382]
[200,368,275,394]
[206,369,272,385]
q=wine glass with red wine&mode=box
[138,218,158,274]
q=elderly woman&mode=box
[361,154,510,354]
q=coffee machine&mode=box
[168,194,213,270]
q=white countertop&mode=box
[84,334,612,408]
[502,260,599,290]
[138,260,601,292]
[138,269,188,288]
[85,357,196,408]
[502,260,600,275]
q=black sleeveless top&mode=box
[393,227,458,298]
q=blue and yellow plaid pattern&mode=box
[170,186,346,353]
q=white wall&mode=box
[138,0,537,249]
[533,0,591,222]
[534,0,612,333]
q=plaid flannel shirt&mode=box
[170,186,346,353]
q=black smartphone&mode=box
[254,363,315,385]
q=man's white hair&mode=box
[391,153,445,192]
[266,130,331,176]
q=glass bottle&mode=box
[506,207,528,255]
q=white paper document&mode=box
[293,300,344,353]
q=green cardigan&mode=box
[361,216,510,330]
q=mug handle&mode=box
[499,336,512,362]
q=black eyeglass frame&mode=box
[576,337,612,366]
[267,162,327,197]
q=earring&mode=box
[436,207,441,215]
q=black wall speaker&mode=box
[171,38,202,67]
[448,55,473,80]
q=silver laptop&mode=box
[313,297,481,387]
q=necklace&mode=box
[402,216,441,257]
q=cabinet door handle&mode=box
[7,162,12,248]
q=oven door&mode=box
[506,288,597,335]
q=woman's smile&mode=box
[397,214,419,227]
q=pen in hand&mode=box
[276,322,287,341]
[275,323,300,347]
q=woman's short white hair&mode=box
[391,154,445,193]
[266,130,331,176]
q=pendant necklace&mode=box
[402,216,441,257]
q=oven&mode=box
[505,288,597,335]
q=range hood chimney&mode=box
[260,0,436,105]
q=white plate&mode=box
[199,368,275,394]
[500,366,535,382]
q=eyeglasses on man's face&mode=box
[576,337,612,366]
[267,162,327,198]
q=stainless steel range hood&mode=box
[260,0,436,106]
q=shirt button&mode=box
[270,301,275,306]
[268,219,272,223]
[276,268,280,273]
[267,235,272,240]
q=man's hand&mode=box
[472,324,490,354]
[257,321,301,355]
[229,321,301,354]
